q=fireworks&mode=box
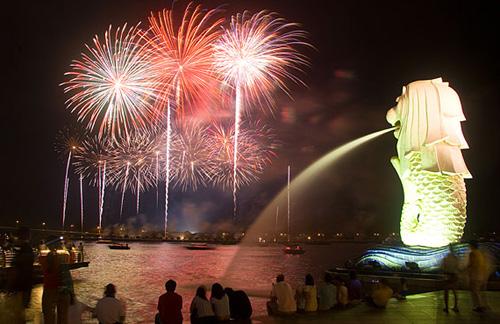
[62,23,159,140]
[213,10,309,218]
[147,3,224,115]
[147,2,224,235]
[213,11,310,110]
[209,122,277,190]
[73,136,111,228]
[170,121,216,191]
[73,137,111,184]
[59,5,309,227]
[54,127,84,158]
[107,130,163,194]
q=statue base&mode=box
[354,242,500,273]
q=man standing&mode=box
[442,244,459,313]
[94,284,126,324]
[267,274,297,315]
[77,242,84,262]
[157,279,183,324]
[467,241,488,312]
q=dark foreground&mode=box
[1,290,499,323]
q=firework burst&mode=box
[213,11,310,110]
[213,10,309,219]
[55,127,84,228]
[107,130,163,194]
[147,2,224,115]
[170,121,216,191]
[62,23,159,140]
[73,136,112,228]
[209,121,277,190]
[146,3,223,235]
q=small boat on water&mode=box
[283,245,305,255]
[185,243,216,250]
[108,243,130,250]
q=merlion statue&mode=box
[386,78,472,247]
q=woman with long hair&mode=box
[210,283,230,321]
[190,286,215,324]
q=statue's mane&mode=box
[395,78,471,178]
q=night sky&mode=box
[3,1,499,235]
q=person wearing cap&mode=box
[94,283,126,324]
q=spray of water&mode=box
[232,83,242,221]
[61,150,72,228]
[136,173,140,215]
[238,127,397,243]
[120,162,130,219]
[164,99,172,237]
[79,173,84,232]
[156,151,159,209]
[99,160,107,230]
[287,165,291,242]
[275,206,279,241]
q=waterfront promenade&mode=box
[253,290,500,324]
[3,290,498,323]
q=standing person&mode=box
[224,287,252,321]
[347,271,363,304]
[94,284,125,324]
[77,242,84,262]
[442,245,460,313]
[8,226,35,323]
[41,238,75,324]
[318,273,336,311]
[189,286,216,324]
[41,248,61,324]
[156,279,183,324]
[210,283,230,321]
[267,274,297,315]
[467,241,488,312]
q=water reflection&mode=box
[25,242,371,323]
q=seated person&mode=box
[94,284,125,324]
[157,279,182,324]
[318,273,336,311]
[267,274,297,315]
[296,274,317,312]
[347,271,363,304]
[333,276,348,309]
[224,288,252,320]
[190,286,216,324]
[369,279,393,308]
[210,283,230,321]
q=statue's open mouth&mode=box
[393,121,401,138]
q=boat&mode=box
[108,243,130,250]
[185,243,216,250]
[283,245,305,255]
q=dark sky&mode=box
[3,1,499,235]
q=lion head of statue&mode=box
[386,78,471,178]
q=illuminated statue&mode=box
[386,78,471,247]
